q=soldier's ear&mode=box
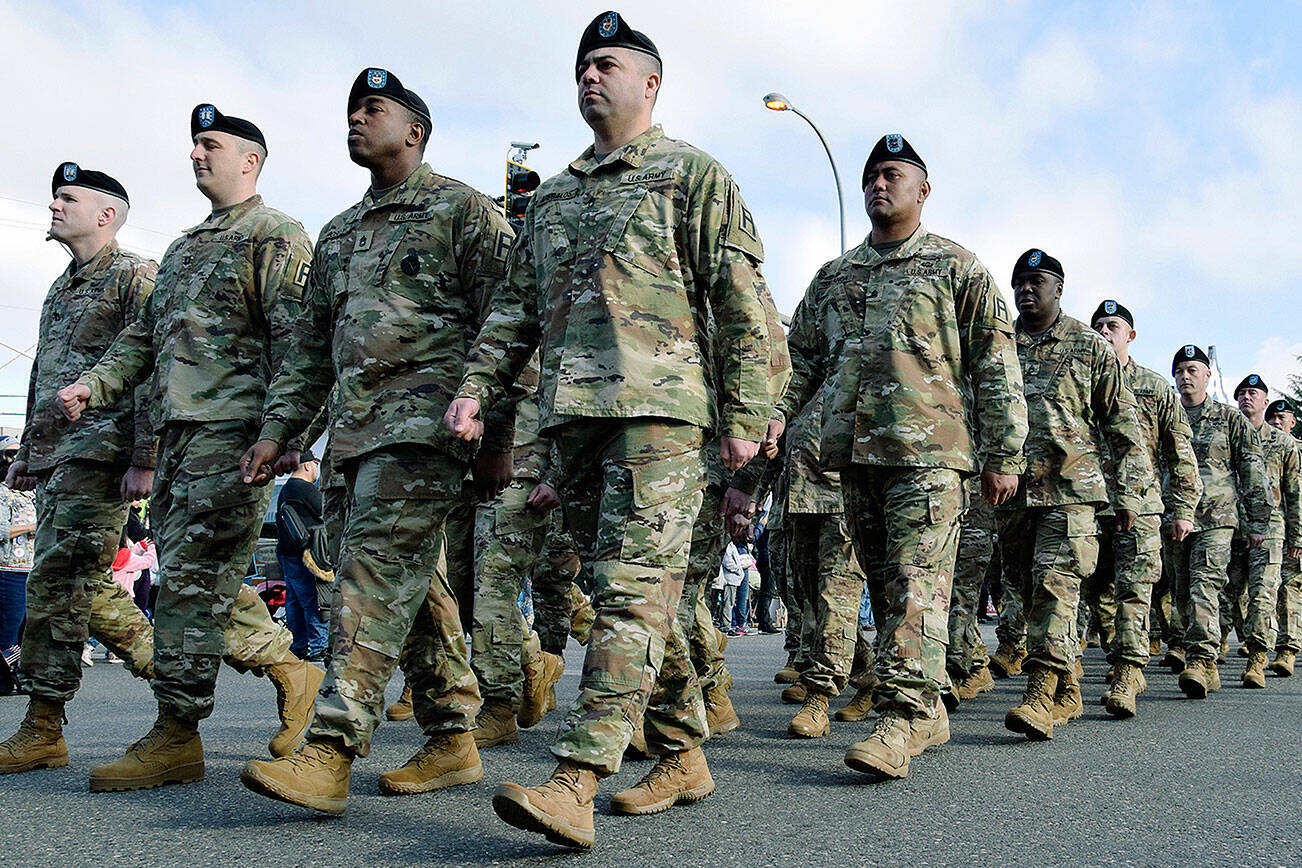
[917,178,930,204]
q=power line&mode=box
[0,193,178,239]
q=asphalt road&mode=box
[1,627,1299,867]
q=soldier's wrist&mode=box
[258,420,293,450]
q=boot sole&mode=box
[92,760,204,793]
[385,710,414,722]
[378,763,483,795]
[1177,676,1207,699]
[239,764,345,814]
[1266,665,1293,677]
[610,780,716,816]
[833,709,871,722]
[843,748,908,779]
[1241,677,1266,689]
[707,713,740,736]
[0,753,70,775]
[786,720,830,739]
[492,783,593,849]
[774,671,798,684]
[1003,710,1052,741]
[1104,699,1136,719]
[474,732,520,749]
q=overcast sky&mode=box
[2,0,1300,426]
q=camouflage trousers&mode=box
[1221,536,1284,651]
[1151,552,1185,648]
[947,494,997,676]
[1103,514,1164,667]
[1078,522,1120,654]
[769,527,807,664]
[788,511,862,694]
[998,504,1099,672]
[308,446,480,757]
[1277,556,1302,653]
[995,559,1028,652]
[150,421,272,722]
[533,526,583,654]
[677,479,732,694]
[1164,527,1234,661]
[842,465,963,719]
[550,419,706,775]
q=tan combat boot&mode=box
[493,761,598,849]
[956,666,995,701]
[611,746,715,815]
[1004,664,1059,741]
[1216,636,1228,664]
[241,737,352,814]
[1236,642,1250,658]
[519,633,564,729]
[1163,645,1186,673]
[1268,649,1296,677]
[1178,658,1211,699]
[844,711,911,779]
[773,652,799,684]
[379,731,483,795]
[1242,649,1268,688]
[474,698,520,748]
[715,628,728,655]
[385,683,414,721]
[89,709,204,792]
[787,690,830,738]
[1207,659,1222,692]
[908,707,950,756]
[0,697,68,775]
[1103,663,1147,719]
[569,587,594,645]
[1148,638,1163,657]
[704,683,740,736]
[988,644,1026,679]
[833,685,874,722]
[1051,665,1083,726]
[265,657,325,758]
[780,682,807,704]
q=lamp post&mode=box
[763,91,846,254]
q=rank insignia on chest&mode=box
[354,231,373,252]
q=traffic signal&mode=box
[503,142,540,232]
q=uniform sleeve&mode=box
[1091,345,1151,514]
[126,261,159,468]
[77,274,159,413]
[686,167,790,441]
[954,262,1027,476]
[1281,437,1302,549]
[1230,413,1271,536]
[775,282,825,424]
[1155,383,1201,522]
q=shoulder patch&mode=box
[723,181,763,261]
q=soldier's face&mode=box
[347,96,419,168]
[1012,273,1062,321]
[863,162,928,225]
[1092,316,1134,355]
[577,48,657,127]
[1237,387,1268,417]
[191,131,247,197]
[1173,360,1210,397]
[1269,411,1296,432]
[48,187,105,241]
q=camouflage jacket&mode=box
[777,226,1027,475]
[0,486,36,570]
[1181,399,1270,534]
[1103,359,1202,520]
[19,241,157,471]
[259,164,515,463]
[78,196,312,430]
[1012,313,1150,512]
[457,125,790,441]
[785,388,843,515]
[1238,421,1300,545]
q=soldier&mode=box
[1266,399,1302,676]
[1090,300,1201,717]
[47,145,321,790]
[999,251,1150,743]
[772,134,1027,779]
[1166,345,1270,698]
[237,68,513,814]
[1223,375,1301,686]
[947,476,999,701]
[444,11,789,848]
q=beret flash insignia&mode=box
[1184,345,1196,358]
[368,68,388,88]
[1103,300,1117,314]
[197,105,215,128]
[886,133,903,153]
[62,163,78,182]
[599,11,618,37]
[1028,250,1042,267]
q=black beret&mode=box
[1012,249,1064,283]
[1266,399,1292,419]
[576,11,660,82]
[1234,373,1268,397]
[300,448,318,464]
[191,104,267,152]
[862,133,927,187]
[1091,299,1133,328]
[51,162,129,205]
[1172,344,1210,373]
[348,68,432,129]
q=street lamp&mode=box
[762,91,846,254]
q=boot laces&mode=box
[540,765,589,798]
[637,753,686,789]
[868,712,901,742]
[4,718,44,751]
[291,740,342,768]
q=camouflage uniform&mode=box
[999,314,1150,672]
[259,165,511,756]
[779,225,1027,719]
[948,476,997,676]
[1164,400,1270,662]
[1279,432,1302,654]
[532,521,584,654]
[1221,422,1300,651]
[458,126,788,774]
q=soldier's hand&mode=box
[473,451,513,502]
[1115,509,1138,532]
[1289,546,1302,560]
[241,439,282,486]
[1247,533,1265,550]
[760,418,785,460]
[720,486,756,521]
[4,459,36,491]
[1170,519,1194,542]
[120,465,154,502]
[56,383,91,422]
[727,511,753,543]
[273,450,301,476]
[445,397,484,442]
[719,437,759,472]
[527,482,561,513]
[981,470,1019,506]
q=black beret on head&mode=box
[300,448,318,464]
[1234,373,1268,397]
[1172,344,1210,373]
[51,162,129,205]
[191,104,267,151]
[348,68,432,128]
[1266,399,1292,419]
[1012,249,1064,283]
[1091,299,1133,328]
[576,11,660,81]
[862,134,927,187]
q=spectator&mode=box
[1,437,36,693]
[731,541,754,635]
[717,540,745,632]
[274,450,327,662]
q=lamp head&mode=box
[763,92,789,111]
